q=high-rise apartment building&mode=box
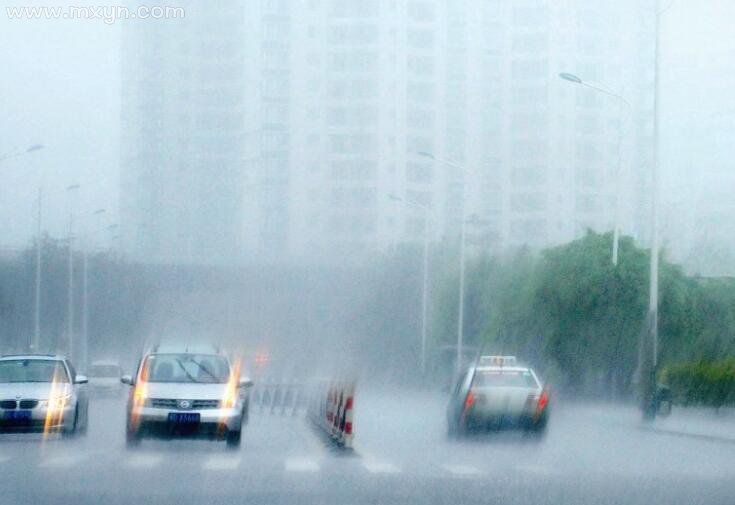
[120,0,655,264]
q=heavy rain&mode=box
[1,1,735,504]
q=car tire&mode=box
[242,403,249,425]
[61,406,79,438]
[526,417,548,440]
[447,418,465,440]
[126,423,142,448]
[225,429,241,449]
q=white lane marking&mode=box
[38,454,83,468]
[203,455,241,471]
[516,463,557,476]
[125,453,162,469]
[285,457,320,472]
[442,464,483,477]
[363,460,401,474]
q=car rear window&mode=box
[472,370,538,388]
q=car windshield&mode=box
[0,360,69,384]
[472,370,538,388]
[142,354,230,384]
[89,365,120,378]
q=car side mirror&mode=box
[120,375,134,386]
[238,377,253,388]
[75,374,88,384]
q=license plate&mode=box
[168,412,200,424]
[4,410,32,421]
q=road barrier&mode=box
[251,383,306,416]
[307,378,355,448]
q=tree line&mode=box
[430,231,735,399]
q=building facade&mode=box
[120,0,655,265]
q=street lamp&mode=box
[1,143,45,350]
[419,151,468,376]
[79,212,109,371]
[558,72,631,266]
[65,185,81,359]
[389,193,431,374]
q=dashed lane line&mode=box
[38,454,84,468]
[285,457,320,472]
[363,460,401,474]
[203,455,242,471]
[442,464,483,477]
[124,453,162,469]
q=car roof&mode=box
[474,366,532,373]
[149,343,222,355]
[0,354,65,361]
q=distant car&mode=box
[88,360,122,397]
[122,344,252,448]
[0,354,89,437]
[447,356,549,437]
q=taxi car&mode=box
[447,356,549,436]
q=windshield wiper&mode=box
[189,359,220,382]
[173,358,200,383]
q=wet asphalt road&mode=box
[2,389,734,505]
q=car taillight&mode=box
[536,389,549,415]
[464,391,475,410]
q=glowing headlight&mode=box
[133,384,148,406]
[222,389,238,409]
[46,393,71,409]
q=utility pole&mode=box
[457,211,467,378]
[67,213,75,360]
[641,0,665,421]
[32,186,42,351]
[65,184,80,359]
[81,249,89,370]
[420,215,430,374]
[388,193,431,374]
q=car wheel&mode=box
[126,429,141,448]
[242,403,249,425]
[526,417,548,440]
[225,429,241,449]
[126,421,142,448]
[62,407,78,438]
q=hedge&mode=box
[661,359,735,408]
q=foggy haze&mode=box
[0,0,733,272]
[2,2,735,505]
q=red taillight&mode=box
[536,389,549,413]
[345,397,353,410]
[464,391,475,410]
[344,422,352,435]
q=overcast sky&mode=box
[1,0,734,254]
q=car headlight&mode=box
[45,393,72,409]
[222,389,238,409]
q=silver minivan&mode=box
[122,345,252,448]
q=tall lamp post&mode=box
[418,151,469,377]
[0,143,45,351]
[65,184,81,359]
[79,211,108,371]
[559,72,631,266]
[389,193,431,374]
[640,0,670,421]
